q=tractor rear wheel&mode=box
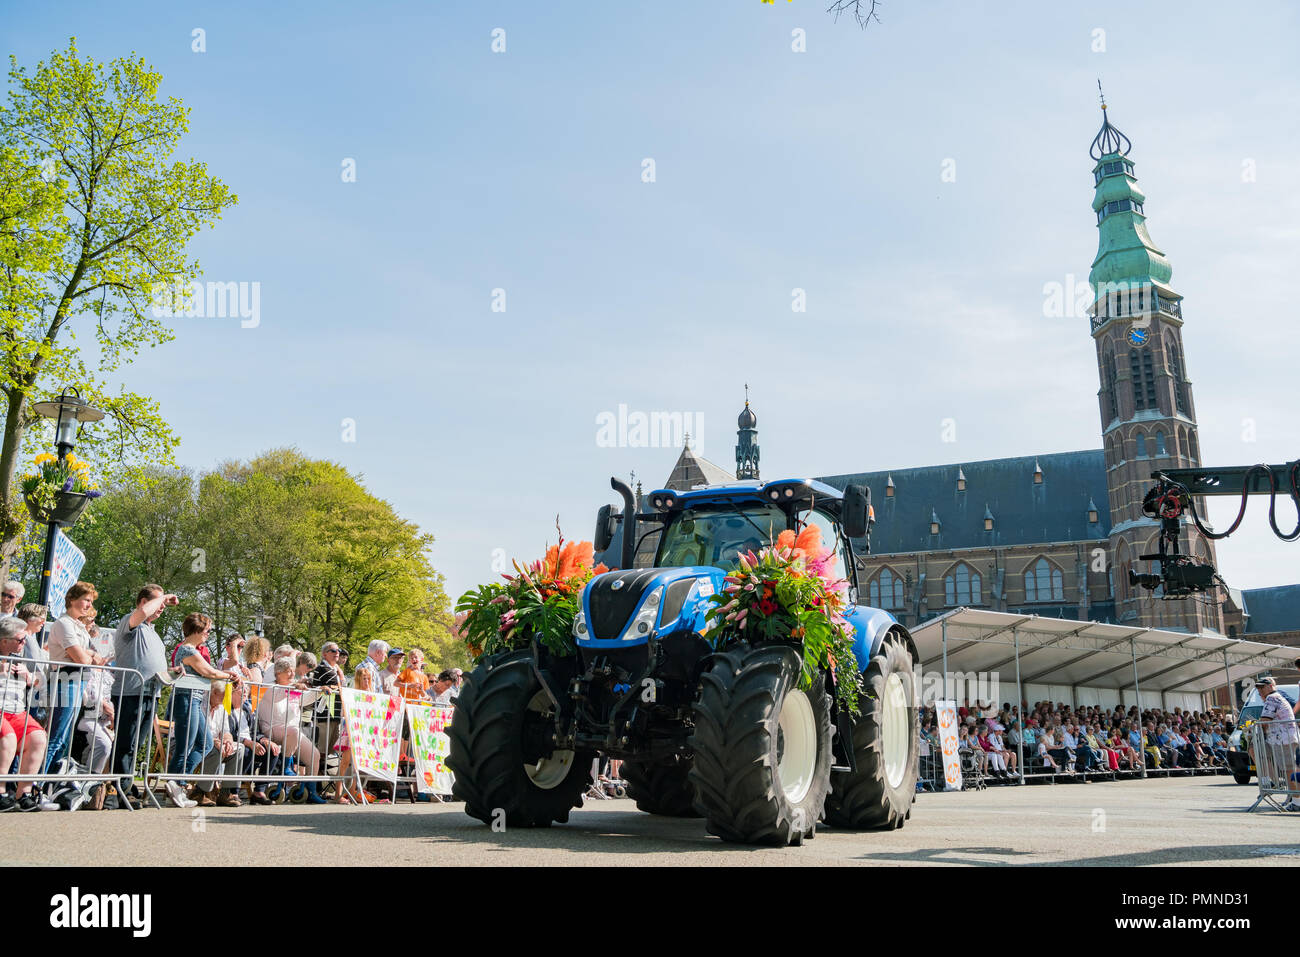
[689,644,832,846]
[622,757,700,817]
[447,651,593,827]
[824,630,919,830]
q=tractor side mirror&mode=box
[842,484,871,540]
[594,504,619,553]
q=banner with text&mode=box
[937,699,962,792]
[406,703,455,795]
[48,531,86,621]
[340,689,405,783]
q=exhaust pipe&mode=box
[611,477,637,570]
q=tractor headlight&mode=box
[573,610,588,638]
[623,586,662,640]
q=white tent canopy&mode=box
[910,608,1294,713]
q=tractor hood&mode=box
[576,566,725,648]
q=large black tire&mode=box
[824,630,918,830]
[1232,769,1253,785]
[689,645,832,846]
[622,757,701,817]
[447,652,593,827]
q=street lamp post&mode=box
[30,388,104,608]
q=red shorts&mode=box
[1,711,42,742]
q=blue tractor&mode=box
[447,476,920,845]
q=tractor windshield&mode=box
[656,503,790,569]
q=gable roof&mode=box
[666,446,735,490]
[1241,584,1300,636]
[819,449,1111,554]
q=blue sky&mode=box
[4,0,1299,602]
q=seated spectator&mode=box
[15,603,48,723]
[1088,724,1120,771]
[958,724,987,774]
[1037,729,1063,773]
[985,724,1017,779]
[256,658,325,804]
[1043,726,1076,775]
[0,617,53,810]
[77,663,116,774]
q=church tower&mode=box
[1088,97,1221,632]
[735,389,760,480]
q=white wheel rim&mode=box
[777,689,817,805]
[524,691,574,790]
[882,672,909,789]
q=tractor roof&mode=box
[646,478,846,512]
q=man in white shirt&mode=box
[1255,676,1300,810]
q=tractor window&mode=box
[794,508,844,578]
[656,505,788,568]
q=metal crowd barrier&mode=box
[153,677,352,805]
[1247,719,1300,812]
[0,655,153,811]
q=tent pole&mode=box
[1013,627,1024,785]
[1131,637,1146,780]
[1221,649,1232,713]
[941,618,948,704]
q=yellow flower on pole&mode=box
[34,453,55,465]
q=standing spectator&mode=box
[430,670,457,706]
[449,668,464,699]
[380,649,404,694]
[164,613,240,807]
[354,639,388,691]
[243,636,272,685]
[309,642,346,757]
[0,581,24,620]
[110,585,175,809]
[295,651,317,680]
[43,582,105,773]
[0,617,52,810]
[217,634,247,677]
[1254,676,1300,810]
[396,649,430,703]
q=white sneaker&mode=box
[165,780,197,809]
[37,795,61,811]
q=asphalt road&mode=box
[4,776,1297,866]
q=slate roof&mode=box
[665,447,735,490]
[1241,584,1300,636]
[818,449,1111,554]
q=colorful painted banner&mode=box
[936,699,962,792]
[341,688,405,783]
[406,703,455,795]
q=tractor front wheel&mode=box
[824,629,919,830]
[447,651,593,827]
[689,644,832,846]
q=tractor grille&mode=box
[587,569,662,639]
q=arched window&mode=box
[1135,431,1148,458]
[944,563,982,606]
[1130,348,1157,411]
[1102,347,1118,421]
[1188,430,1200,463]
[1025,558,1064,603]
[869,568,904,610]
[1166,340,1188,414]
[1155,431,1166,456]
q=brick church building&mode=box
[629,105,1298,668]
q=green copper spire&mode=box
[1087,101,1174,293]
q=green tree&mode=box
[0,39,235,572]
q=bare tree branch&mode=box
[827,0,880,28]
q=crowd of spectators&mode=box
[0,578,466,811]
[920,698,1242,785]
